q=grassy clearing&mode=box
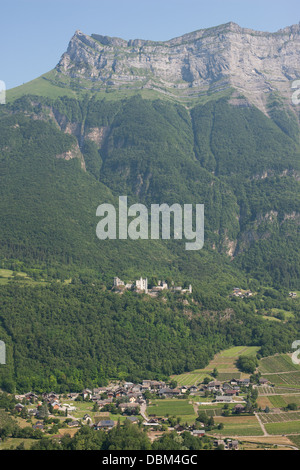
[262,316,281,322]
[216,346,260,358]
[147,399,195,419]
[6,72,78,102]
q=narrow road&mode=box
[254,411,268,436]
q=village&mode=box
[10,374,269,451]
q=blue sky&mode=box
[1,0,299,89]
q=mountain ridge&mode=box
[0,23,300,393]
[51,21,300,113]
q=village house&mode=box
[215,395,233,404]
[15,403,24,412]
[59,403,76,412]
[94,420,115,431]
[259,378,269,385]
[82,389,92,399]
[123,382,134,389]
[32,422,45,431]
[143,418,159,427]
[131,384,143,393]
[92,387,108,394]
[96,398,113,409]
[126,416,139,424]
[114,387,127,398]
[214,439,226,448]
[225,389,238,397]
[192,430,206,437]
[239,378,250,387]
[83,414,92,424]
[25,392,38,401]
[158,387,180,397]
[229,440,239,450]
[28,408,38,416]
[206,381,222,392]
[68,421,80,428]
[174,424,185,433]
[230,378,239,386]
[119,402,140,413]
[67,393,79,400]
[222,383,232,391]
[50,401,60,411]
[234,404,246,413]
[289,292,297,298]
[149,380,166,390]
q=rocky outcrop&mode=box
[55,22,300,113]
[56,142,86,170]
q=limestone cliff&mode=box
[55,22,300,112]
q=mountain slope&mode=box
[0,23,300,392]
[1,90,299,288]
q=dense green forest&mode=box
[1,93,299,288]
[0,90,299,393]
[0,283,298,393]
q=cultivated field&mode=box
[147,399,196,424]
[264,420,300,435]
[207,415,264,437]
[259,354,300,374]
[258,411,300,424]
[172,346,259,386]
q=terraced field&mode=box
[258,411,300,424]
[172,346,258,386]
[259,354,300,374]
[175,371,214,387]
[262,372,300,386]
[268,395,287,408]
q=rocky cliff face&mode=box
[55,22,300,112]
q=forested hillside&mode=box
[1,93,299,288]
[0,283,298,392]
[0,88,299,392]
